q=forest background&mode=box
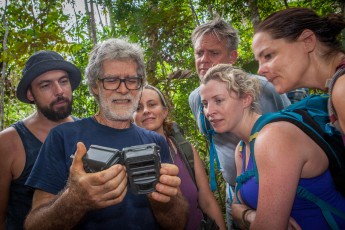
[1,0,345,212]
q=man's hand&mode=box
[68,142,128,210]
[148,163,188,229]
[25,142,129,230]
[149,163,181,203]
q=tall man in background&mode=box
[0,50,81,229]
[188,16,291,229]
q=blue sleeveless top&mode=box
[238,145,345,229]
[6,121,42,230]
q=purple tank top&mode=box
[238,145,345,229]
[171,145,203,229]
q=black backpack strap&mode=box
[255,111,342,177]
[170,122,196,185]
[252,110,345,194]
[283,110,343,176]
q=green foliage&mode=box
[4,97,34,125]
[72,82,98,118]
[1,0,344,216]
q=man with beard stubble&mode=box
[0,50,81,230]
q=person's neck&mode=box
[313,52,345,91]
[94,113,131,129]
[26,111,73,127]
[237,112,261,145]
[156,126,165,137]
[23,111,74,142]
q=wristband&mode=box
[241,208,252,229]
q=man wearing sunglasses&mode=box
[24,38,188,230]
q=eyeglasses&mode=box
[98,77,143,90]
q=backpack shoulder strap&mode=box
[326,66,345,95]
[170,122,196,185]
[247,113,282,183]
[252,103,342,174]
[235,141,256,204]
[199,96,221,191]
[249,112,345,229]
[248,108,336,178]
[327,67,345,133]
[297,186,345,229]
[283,95,344,175]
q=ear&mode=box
[242,93,253,109]
[162,107,169,120]
[26,88,35,103]
[92,85,99,96]
[229,50,238,64]
[298,29,316,53]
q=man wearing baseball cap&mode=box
[0,50,81,230]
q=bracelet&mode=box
[241,208,252,229]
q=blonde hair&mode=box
[191,15,239,52]
[202,64,261,113]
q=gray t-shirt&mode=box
[189,75,291,186]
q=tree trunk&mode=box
[95,2,104,29]
[146,1,159,84]
[71,0,80,43]
[89,0,98,45]
[84,0,97,46]
[104,0,116,32]
[1,0,9,130]
[247,0,261,27]
[189,0,200,26]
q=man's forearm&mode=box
[25,189,87,230]
[150,193,188,230]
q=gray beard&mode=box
[99,92,140,121]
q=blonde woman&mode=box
[200,64,345,229]
[134,85,226,230]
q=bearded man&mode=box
[0,50,81,230]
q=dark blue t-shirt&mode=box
[26,117,171,229]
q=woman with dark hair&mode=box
[133,85,226,230]
[252,7,345,144]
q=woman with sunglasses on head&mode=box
[133,85,226,230]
